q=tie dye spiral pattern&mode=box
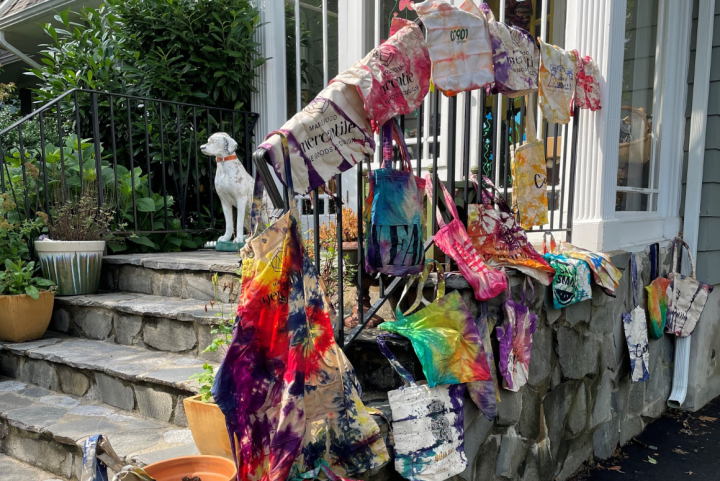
[496,277,537,391]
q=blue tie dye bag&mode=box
[365,120,426,276]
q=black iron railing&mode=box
[254,90,579,349]
[0,88,258,242]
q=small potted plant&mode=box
[34,183,115,295]
[0,259,56,342]
[185,273,237,459]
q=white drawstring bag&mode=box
[377,334,467,481]
[414,0,494,96]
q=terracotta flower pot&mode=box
[35,240,105,296]
[183,395,234,459]
[0,291,54,342]
[143,455,236,481]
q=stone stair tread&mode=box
[54,292,235,324]
[0,377,199,473]
[104,250,241,273]
[0,453,69,480]
[0,334,218,394]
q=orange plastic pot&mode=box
[0,291,54,342]
[143,455,237,481]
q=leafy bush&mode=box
[0,194,46,264]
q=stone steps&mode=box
[101,251,242,303]
[0,377,199,480]
[0,335,219,425]
[0,454,69,481]
[51,292,234,360]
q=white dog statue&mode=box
[200,132,254,245]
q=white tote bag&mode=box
[665,238,714,338]
[377,335,467,481]
[623,253,650,383]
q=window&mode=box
[285,1,339,118]
[616,0,660,212]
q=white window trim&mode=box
[566,0,692,252]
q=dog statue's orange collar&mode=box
[216,154,237,162]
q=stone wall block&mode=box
[592,416,620,460]
[95,373,135,411]
[600,333,617,372]
[135,385,174,423]
[590,371,613,429]
[628,382,645,414]
[460,399,493,481]
[143,318,197,353]
[115,315,143,346]
[556,433,593,481]
[496,389,522,427]
[542,381,577,459]
[174,396,189,427]
[3,430,75,478]
[157,271,184,298]
[0,353,20,379]
[567,382,588,436]
[529,327,553,388]
[473,434,500,481]
[72,307,114,340]
[495,430,528,479]
[56,365,90,398]
[556,327,599,380]
[565,300,591,327]
[18,359,59,391]
[589,304,614,334]
[518,386,541,440]
[118,265,153,294]
[618,415,643,447]
[50,308,71,333]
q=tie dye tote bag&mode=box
[467,174,555,285]
[511,95,549,228]
[646,243,670,339]
[543,232,592,309]
[538,40,577,124]
[572,52,602,111]
[333,18,431,129]
[379,260,496,420]
[377,334,468,481]
[496,275,538,392]
[213,134,389,481]
[665,238,714,338]
[424,173,507,301]
[413,0,494,96]
[623,253,650,383]
[479,3,539,97]
[556,240,622,296]
[260,81,375,195]
[365,121,426,276]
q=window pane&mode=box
[616,192,649,212]
[616,0,659,210]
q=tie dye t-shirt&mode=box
[212,207,389,481]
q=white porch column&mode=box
[564,0,627,251]
[251,0,288,141]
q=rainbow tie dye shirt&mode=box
[212,207,389,481]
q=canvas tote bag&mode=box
[377,334,468,481]
[424,174,507,301]
[623,253,650,383]
[665,238,714,338]
[572,52,602,111]
[365,120,426,276]
[479,3,539,98]
[413,0,494,96]
[538,39,577,124]
[260,81,375,195]
[511,95,548,229]
[543,232,592,309]
[467,173,555,285]
[333,18,431,129]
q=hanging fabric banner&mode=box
[623,253,650,383]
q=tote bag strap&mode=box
[630,253,640,308]
[381,120,414,172]
[522,275,535,307]
[424,173,461,229]
[525,94,538,143]
[542,231,557,255]
[649,243,659,280]
[397,259,446,317]
[671,237,696,279]
[377,333,417,386]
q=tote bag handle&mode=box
[396,259,446,317]
[671,237,696,279]
[376,333,417,386]
[525,94,538,143]
[381,119,414,172]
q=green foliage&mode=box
[190,271,240,403]
[0,260,55,299]
[0,196,46,264]
[31,0,265,110]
